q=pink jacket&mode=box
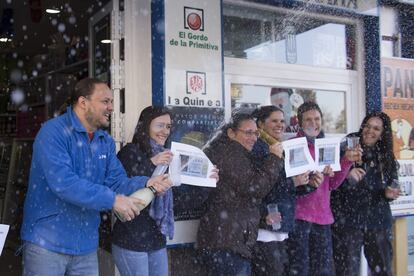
[294,140,352,225]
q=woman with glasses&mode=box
[197,112,284,275]
[331,112,400,276]
[111,106,174,276]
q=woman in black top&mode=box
[331,112,400,276]
[250,105,314,276]
[112,106,174,276]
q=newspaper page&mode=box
[314,137,342,172]
[0,224,9,256]
[170,142,216,187]
[282,137,315,177]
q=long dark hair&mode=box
[252,105,284,125]
[204,112,255,150]
[358,112,397,177]
[131,106,171,158]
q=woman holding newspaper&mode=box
[331,112,400,276]
[286,102,362,276]
[111,106,175,276]
[250,105,317,275]
[197,112,284,275]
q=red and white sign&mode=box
[184,7,204,31]
[187,72,206,95]
[165,0,222,108]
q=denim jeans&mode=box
[202,249,251,276]
[287,220,334,276]
[112,244,168,276]
[22,242,98,276]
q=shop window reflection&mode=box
[231,84,346,134]
[223,4,356,70]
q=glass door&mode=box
[89,0,125,147]
[230,83,347,134]
[89,2,123,275]
[224,57,362,136]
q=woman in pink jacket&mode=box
[286,102,361,276]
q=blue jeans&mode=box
[112,244,168,276]
[287,220,334,276]
[202,250,251,276]
[22,242,98,276]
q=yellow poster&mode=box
[382,58,414,216]
[382,57,414,160]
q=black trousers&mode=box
[332,226,393,276]
[252,240,288,276]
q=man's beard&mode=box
[85,109,110,130]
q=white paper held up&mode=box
[0,224,10,256]
[282,137,315,177]
[170,142,217,187]
[314,137,342,172]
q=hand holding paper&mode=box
[322,165,334,177]
[282,137,343,177]
[282,137,314,177]
[170,142,217,187]
[151,150,173,166]
[209,166,220,182]
[314,137,341,171]
[269,143,284,159]
[309,171,324,188]
[293,171,311,187]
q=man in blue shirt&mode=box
[20,78,172,275]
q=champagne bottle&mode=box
[130,186,157,211]
[114,187,156,222]
[115,164,168,222]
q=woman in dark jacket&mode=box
[250,105,314,276]
[331,112,400,276]
[197,112,284,275]
[112,106,174,276]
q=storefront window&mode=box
[92,14,111,82]
[223,3,357,70]
[231,83,346,134]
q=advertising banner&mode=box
[164,0,223,108]
[382,57,414,216]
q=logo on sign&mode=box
[186,71,206,95]
[184,7,204,31]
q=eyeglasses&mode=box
[237,129,260,138]
[153,123,172,130]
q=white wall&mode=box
[124,0,153,143]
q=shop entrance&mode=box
[224,57,363,136]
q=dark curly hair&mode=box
[131,106,172,158]
[358,111,397,177]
